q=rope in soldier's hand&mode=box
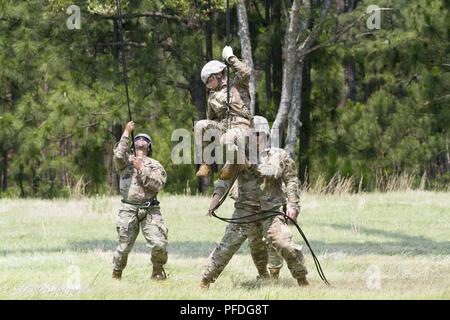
[115,0,136,156]
[209,166,331,286]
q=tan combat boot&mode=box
[112,269,122,280]
[199,278,211,290]
[219,163,250,180]
[269,268,280,280]
[196,163,211,177]
[297,276,309,287]
[151,266,167,280]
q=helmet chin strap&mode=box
[134,141,150,156]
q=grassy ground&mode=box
[0,191,449,299]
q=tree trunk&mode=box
[285,61,304,159]
[205,18,213,61]
[337,0,357,108]
[0,145,7,192]
[271,0,283,108]
[113,123,122,194]
[338,55,356,108]
[30,167,37,197]
[189,71,207,120]
[299,60,312,184]
[271,0,302,143]
[59,138,66,188]
[189,68,210,194]
[264,0,272,104]
[237,0,256,115]
[18,164,25,197]
[104,125,114,195]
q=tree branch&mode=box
[98,41,147,48]
[164,80,190,91]
[97,11,183,22]
[297,9,390,59]
[424,94,450,106]
[94,11,199,28]
[297,0,331,59]
[251,0,268,26]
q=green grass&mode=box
[0,192,449,299]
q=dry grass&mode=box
[300,171,448,195]
[0,192,449,299]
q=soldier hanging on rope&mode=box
[200,116,309,289]
[195,46,253,180]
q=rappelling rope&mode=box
[225,0,231,130]
[116,0,136,155]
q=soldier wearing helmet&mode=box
[195,46,253,180]
[111,121,169,281]
[200,116,308,289]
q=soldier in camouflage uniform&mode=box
[112,121,168,280]
[195,46,253,179]
[230,184,297,280]
[266,203,301,279]
[200,116,308,288]
[267,241,285,279]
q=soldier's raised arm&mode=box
[113,121,134,172]
[223,46,250,89]
[281,153,300,213]
[137,161,167,193]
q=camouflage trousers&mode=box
[267,245,284,271]
[113,203,168,272]
[202,208,307,282]
[194,119,250,165]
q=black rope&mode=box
[226,0,231,45]
[210,167,331,286]
[116,0,136,156]
[211,210,330,286]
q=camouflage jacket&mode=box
[214,147,300,212]
[207,56,252,128]
[113,135,167,202]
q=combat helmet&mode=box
[201,60,227,84]
[134,133,152,156]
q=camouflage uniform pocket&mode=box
[116,206,137,235]
[145,209,168,241]
[153,215,168,239]
[292,243,305,264]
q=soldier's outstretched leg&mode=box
[248,223,269,279]
[112,205,140,279]
[141,206,168,280]
[263,215,309,286]
[219,127,250,180]
[201,220,252,288]
[194,120,226,177]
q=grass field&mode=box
[0,192,449,299]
